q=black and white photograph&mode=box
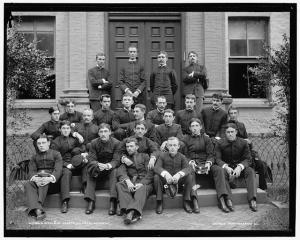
[3,1,296,237]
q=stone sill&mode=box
[14,99,59,109]
[231,98,275,108]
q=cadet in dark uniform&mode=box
[59,99,83,125]
[88,52,112,111]
[116,137,154,225]
[146,96,167,127]
[150,51,178,110]
[182,51,208,112]
[215,123,258,212]
[93,94,115,128]
[153,137,198,214]
[84,123,121,215]
[175,94,202,135]
[25,134,63,220]
[183,118,233,213]
[31,106,61,152]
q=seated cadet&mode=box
[93,94,115,127]
[84,123,121,215]
[127,104,157,142]
[119,121,159,174]
[146,95,167,127]
[59,99,83,125]
[31,106,61,152]
[175,94,202,135]
[156,109,184,152]
[51,120,86,213]
[228,105,268,190]
[112,93,135,141]
[153,137,198,214]
[183,118,233,213]
[215,123,258,212]
[25,134,62,220]
[200,93,227,139]
[116,137,154,225]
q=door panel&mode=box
[109,20,181,110]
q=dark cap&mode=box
[49,106,59,114]
[225,122,238,130]
[164,183,178,199]
[71,155,84,168]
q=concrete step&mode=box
[45,176,267,209]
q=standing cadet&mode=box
[146,96,168,127]
[88,52,112,111]
[119,46,146,105]
[116,137,154,225]
[150,51,178,110]
[183,51,208,112]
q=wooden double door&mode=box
[109,20,181,110]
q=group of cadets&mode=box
[25,46,268,225]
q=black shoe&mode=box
[249,199,257,212]
[225,198,234,212]
[124,210,134,225]
[131,212,142,224]
[61,201,69,213]
[85,200,95,214]
[156,200,163,214]
[192,197,200,214]
[218,196,230,213]
[183,200,193,214]
[108,199,116,215]
[35,208,46,220]
[116,203,124,216]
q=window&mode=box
[16,16,55,99]
[228,18,268,98]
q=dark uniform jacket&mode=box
[154,152,191,176]
[59,111,83,124]
[175,109,202,135]
[182,133,214,164]
[51,135,85,167]
[215,137,252,169]
[201,107,227,137]
[87,137,121,169]
[182,63,208,97]
[117,153,153,185]
[146,109,165,126]
[127,120,157,143]
[119,136,160,159]
[112,108,135,130]
[227,120,248,139]
[73,122,99,146]
[88,66,112,100]
[31,120,61,141]
[28,149,63,181]
[150,66,178,105]
[156,123,184,146]
[93,109,115,127]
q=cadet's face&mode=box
[156,98,167,110]
[126,142,138,155]
[167,139,180,155]
[163,112,174,125]
[225,127,237,141]
[212,98,222,108]
[190,121,202,135]
[228,109,238,121]
[128,47,137,59]
[51,110,60,122]
[61,124,71,137]
[66,103,75,113]
[83,110,93,123]
[134,124,147,137]
[185,98,196,109]
[188,53,198,64]
[157,53,168,65]
[101,97,111,109]
[122,96,133,108]
[37,138,50,152]
[133,108,144,120]
[98,127,111,141]
[96,56,105,67]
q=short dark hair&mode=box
[65,99,76,105]
[60,120,71,128]
[98,123,111,131]
[100,94,111,102]
[189,118,202,127]
[212,93,223,101]
[134,104,146,112]
[185,94,196,101]
[37,133,50,141]
[49,106,59,114]
[164,109,174,116]
[225,123,238,130]
[135,121,148,129]
[188,51,198,57]
[96,52,105,59]
[228,104,239,114]
[125,137,138,145]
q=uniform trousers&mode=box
[253,160,268,190]
[84,168,117,201]
[116,181,153,216]
[154,173,196,201]
[25,180,60,214]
